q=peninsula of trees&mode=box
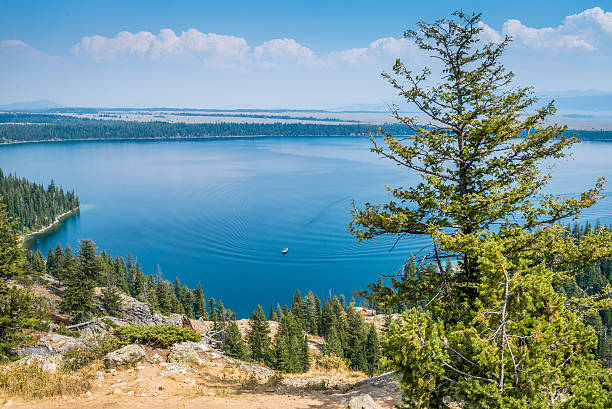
[0,169,79,234]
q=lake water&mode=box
[1,137,612,317]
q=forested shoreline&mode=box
[0,169,79,234]
[0,113,410,142]
[1,113,611,143]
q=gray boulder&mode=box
[103,344,146,369]
[347,393,382,409]
[119,295,164,326]
[15,333,88,359]
[167,342,200,364]
[18,354,64,373]
[148,353,164,364]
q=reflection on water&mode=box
[1,137,611,316]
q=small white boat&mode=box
[281,248,289,255]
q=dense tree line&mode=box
[0,114,412,142]
[22,241,384,374]
[22,241,226,324]
[561,222,612,366]
[365,222,612,368]
[1,113,611,143]
[223,291,382,375]
[0,170,79,233]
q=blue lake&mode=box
[1,137,612,317]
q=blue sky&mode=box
[1,1,610,108]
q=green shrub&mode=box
[102,317,119,329]
[113,324,200,348]
[61,333,120,372]
[56,323,80,338]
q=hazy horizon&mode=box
[1,1,611,109]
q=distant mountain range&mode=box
[0,91,610,113]
[0,99,62,111]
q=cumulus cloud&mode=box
[565,7,612,34]
[0,40,59,61]
[72,28,417,68]
[69,7,612,68]
[254,38,320,67]
[330,37,417,65]
[502,19,596,51]
[72,29,250,66]
[479,7,612,51]
[477,22,503,44]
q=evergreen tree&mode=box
[351,11,612,407]
[31,250,46,277]
[208,298,216,321]
[156,279,172,315]
[323,325,344,358]
[247,305,271,364]
[169,289,181,314]
[0,200,32,359]
[46,248,56,277]
[272,310,310,372]
[61,239,101,322]
[173,277,182,300]
[101,285,122,315]
[193,282,207,319]
[181,285,194,318]
[269,304,278,321]
[216,300,226,323]
[364,324,381,376]
[0,202,22,279]
[132,264,146,300]
[223,320,249,360]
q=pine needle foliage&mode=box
[350,10,612,408]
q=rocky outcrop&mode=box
[103,344,146,369]
[118,295,164,327]
[167,342,200,364]
[16,333,88,359]
[148,353,164,364]
[343,373,400,408]
[18,354,64,373]
[346,394,382,409]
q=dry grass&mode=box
[315,354,348,372]
[0,363,91,400]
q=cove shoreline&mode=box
[20,206,81,244]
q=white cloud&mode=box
[478,7,612,52]
[0,39,59,61]
[254,38,319,67]
[72,29,250,66]
[69,7,612,68]
[330,37,417,65]
[564,7,612,34]
[477,22,503,44]
[502,19,596,51]
[72,28,418,69]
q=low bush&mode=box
[113,324,200,348]
[315,353,347,372]
[0,363,90,399]
[61,334,120,372]
[56,323,80,338]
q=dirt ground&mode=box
[4,351,399,409]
